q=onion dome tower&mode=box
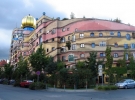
[21,14,36,31]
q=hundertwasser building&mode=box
[10,13,135,83]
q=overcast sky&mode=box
[1,0,135,60]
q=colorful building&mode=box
[10,12,135,82]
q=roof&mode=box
[0,60,7,67]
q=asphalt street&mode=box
[0,84,135,100]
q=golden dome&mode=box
[21,14,36,29]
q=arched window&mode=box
[131,43,135,49]
[126,34,130,40]
[39,36,42,45]
[114,43,118,47]
[80,54,85,58]
[68,36,70,40]
[117,32,121,37]
[99,33,103,37]
[125,53,128,60]
[124,44,128,49]
[60,37,65,42]
[110,32,114,36]
[90,32,94,37]
[68,54,74,62]
[91,43,95,48]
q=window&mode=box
[100,53,105,57]
[131,43,135,49]
[99,33,103,37]
[133,53,135,59]
[39,29,42,33]
[126,34,130,40]
[52,47,55,51]
[114,53,118,58]
[62,56,66,61]
[46,48,49,52]
[124,44,128,49]
[46,40,48,43]
[62,28,65,32]
[52,29,56,34]
[23,52,26,56]
[52,38,54,42]
[114,43,118,47]
[90,33,94,37]
[68,36,70,40]
[91,43,95,48]
[80,43,84,47]
[36,42,38,46]
[39,36,42,45]
[125,53,128,60]
[80,54,85,58]
[132,33,135,38]
[75,28,78,32]
[61,47,66,52]
[72,35,76,42]
[110,32,114,36]
[67,28,69,31]
[72,44,76,50]
[117,32,121,37]
[22,44,24,48]
[80,33,84,38]
[68,54,74,62]
[99,41,106,47]
[60,37,65,42]
[36,34,38,38]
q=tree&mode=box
[62,18,69,20]
[66,41,71,50]
[4,63,13,80]
[105,46,113,84]
[113,18,122,23]
[70,12,75,19]
[85,51,97,84]
[29,44,49,71]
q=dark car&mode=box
[0,79,3,84]
[20,80,33,87]
[115,79,135,89]
[9,79,15,85]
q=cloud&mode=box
[0,0,66,60]
[45,0,135,25]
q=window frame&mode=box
[80,43,85,48]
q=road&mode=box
[0,84,135,100]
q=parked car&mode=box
[20,80,33,87]
[0,79,3,84]
[9,79,15,85]
[115,79,135,89]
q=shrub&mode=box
[96,85,117,90]
[29,82,46,90]
[13,81,20,87]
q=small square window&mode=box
[80,44,84,47]
[126,34,130,40]
[62,28,65,32]
[80,33,84,38]
[110,32,114,36]
[100,53,105,57]
[114,53,118,58]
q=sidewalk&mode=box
[46,87,96,92]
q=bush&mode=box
[96,85,117,90]
[13,81,20,87]
[29,82,46,90]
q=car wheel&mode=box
[125,85,128,89]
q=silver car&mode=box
[115,79,135,89]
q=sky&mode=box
[1,0,135,60]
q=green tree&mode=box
[29,44,49,71]
[105,46,113,84]
[85,51,97,78]
[66,41,71,50]
[113,18,122,23]
[4,63,13,80]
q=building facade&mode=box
[10,13,135,82]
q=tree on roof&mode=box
[113,18,122,23]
